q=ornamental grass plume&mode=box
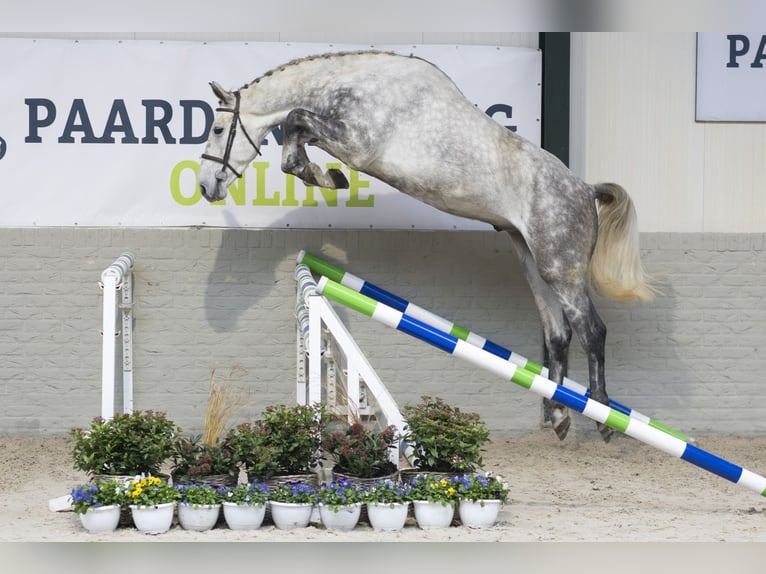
[203,364,252,446]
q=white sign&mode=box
[696,32,766,121]
[0,39,541,229]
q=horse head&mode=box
[198,81,263,203]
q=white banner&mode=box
[0,39,541,229]
[696,32,766,121]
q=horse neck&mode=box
[239,51,398,115]
[239,60,331,117]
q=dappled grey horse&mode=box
[197,50,656,442]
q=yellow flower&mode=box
[440,479,447,487]
[447,487,456,496]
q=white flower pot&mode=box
[318,502,362,531]
[222,502,266,530]
[78,504,121,533]
[413,500,455,529]
[269,501,313,530]
[366,501,410,531]
[458,499,501,528]
[129,502,175,534]
[177,503,221,531]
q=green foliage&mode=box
[170,434,238,482]
[125,476,179,507]
[321,422,398,478]
[70,478,127,514]
[453,472,509,504]
[316,478,362,511]
[268,481,316,504]
[222,422,281,479]
[259,403,326,474]
[360,478,412,506]
[69,410,181,475]
[175,483,223,507]
[407,473,459,506]
[402,396,490,473]
[222,481,269,506]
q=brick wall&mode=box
[1,228,765,439]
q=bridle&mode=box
[201,90,261,180]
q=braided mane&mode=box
[240,50,399,90]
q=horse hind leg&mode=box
[281,108,350,189]
[508,233,573,441]
[555,285,614,443]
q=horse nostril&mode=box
[199,184,208,198]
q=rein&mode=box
[201,90,261,180]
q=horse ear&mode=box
[209,81,233,103]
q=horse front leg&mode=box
[281,108,350,189]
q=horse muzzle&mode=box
[199,180,227,203]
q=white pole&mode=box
[100,274,117,420]
[100,253,134,420]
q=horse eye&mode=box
[213,126,224,135]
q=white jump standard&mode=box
[315,276,766,498]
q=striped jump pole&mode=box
[296,250,691,442]
[294,263,319,353]
[315,276,766,498]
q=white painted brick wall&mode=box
[1,228,765,440]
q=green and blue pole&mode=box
[315,275,766,497]
[297,250,691,442]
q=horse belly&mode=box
[369,127,525,230]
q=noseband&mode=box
[201,90,261,180]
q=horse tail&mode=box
[590,182,658,304]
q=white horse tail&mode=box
[590,182,657,304]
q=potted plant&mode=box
[322,422,399,481]
[407,473,459,529]
[229,403,325,486]
[221,480,270,530]
[259,403,326,478]
[316,478,363,531]
[170,434,238,487]
[360,478,412,531]
[401,396,490,476]
[267,481,316,530]
[175,483,223,531]
[70,478,126,533]
[68,410,181,479]
[223,422,281,481]
[125,475,179,534]
[454,472,509,528]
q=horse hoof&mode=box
[551,411,571,441]
[326,168,349,189]
[598,423,614,443]
[299,164,322,186]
